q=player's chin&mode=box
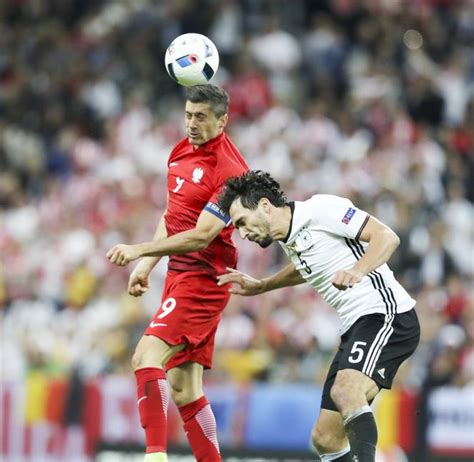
[188,135,204,145]
[257,237,273,248]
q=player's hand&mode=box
[106,244,142,266]
[128,264,151,297]
[331,268,365,290]
[216,267,264,296]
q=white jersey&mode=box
[279,195,416,333]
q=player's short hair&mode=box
[218,170,288,215]
[185,84,229,118]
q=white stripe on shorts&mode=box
[362,314,395,377]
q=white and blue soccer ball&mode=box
[165,33,219,87]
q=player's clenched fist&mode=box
[106,244,142,266]
[128,266,151,297]
[331,268,365,290]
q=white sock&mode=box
[320,445,351,461]
[343,404,372,425]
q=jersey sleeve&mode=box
[311,194,369,240]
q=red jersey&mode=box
[165,132,248,275]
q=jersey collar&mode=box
[281,202,295,243]
[197,132,225,153]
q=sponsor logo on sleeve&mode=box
[342,207,356,224]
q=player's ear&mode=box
[218,113,228,130]
[259,197,271,213]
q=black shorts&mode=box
[321,309,420,411]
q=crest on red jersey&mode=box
[192,167,204,183]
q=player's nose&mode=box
[188,116,198,127]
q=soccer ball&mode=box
[164,33,219,87]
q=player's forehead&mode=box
[229,197,244,214]
[230,198,254,225]
[185,101,213,116]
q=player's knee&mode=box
[131,341,153,370]
[311,424,341,454]
[311,425,329,453]
[131,348,144,370]
[168,376,202,407]
[169,383,187,407]
[169,381,199,407]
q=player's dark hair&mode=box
[185,84,229,117]
[218,170,288,215]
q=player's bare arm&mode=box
[128,212,168,297]
[331,216,400,290]
[106,209,225,266]
[217,262,305,295]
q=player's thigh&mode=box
[336,311,420,393]
[167,361,204,406]
[311,408,347,452]
[331,368,379,410]
[322,316,384,412]
[132,334,185,370]
[336,314,391,386]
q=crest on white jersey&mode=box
[192,167,204,183]
[299,230,312,247]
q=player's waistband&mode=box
[168,260,216,275]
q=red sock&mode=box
[178,396,221,462]
[135,367,169,454]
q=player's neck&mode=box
[273,205,293,241]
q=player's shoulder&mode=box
[173,136,190,150]
[306,193,353,207]
[220,132,239,150]
[295,194,355,224]
[214,133,248,172]
[169,137,191,158]
[208,133,238,155]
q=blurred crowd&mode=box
[1,0,473,407]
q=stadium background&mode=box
[1,0,473,461]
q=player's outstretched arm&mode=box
[106,209,225,266]
[331,216,400,290]
[217,263,305,296]
[216,268,265,295]
[128,213,168,297]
